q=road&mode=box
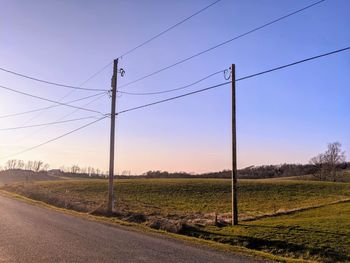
[0,195,262,263]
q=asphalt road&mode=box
[0,195,262,263]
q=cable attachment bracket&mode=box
[224,68,231,80]
[119,68,125,77]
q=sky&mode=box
[0,0,349,174]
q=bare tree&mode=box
[33,160,44,172]
[5,159,22,170]
[310,142,346,181]
[310,154,326,180]
[42,163,50,171]
[25,160,34,171]
[17,160,24,169]
[80,167,87,174]
[71,165,80,174]
[324,142,346,181]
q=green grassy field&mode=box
[185,202,350,262]
[2,178,350,262]
[4,178,349,218]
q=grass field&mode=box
[2,178,350,262]
[185,202,350,262]
[4,178,349,218]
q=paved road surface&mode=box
[0,195,262,263]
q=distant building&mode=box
[48,169,63,176]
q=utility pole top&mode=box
[111,59,118,89]
[113,59,118,73]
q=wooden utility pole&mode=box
[108,58,118,215]
[231,64,238,225]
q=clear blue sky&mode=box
[0,0,349,174]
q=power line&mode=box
[117,82,230,115]
[119,0,326,89]
[118,0,222,59]
[14,93,108,144]
[3,46,348,161]
[118,70,225,95]
[0,116,108,160]
[0,116,101,131]
[117,45,350,99]
[0,1,221,96]
[235,46,350,82]
[117,46,350,115]
[19,89,77,126]
[22,79,101,125]
[0,67,108,91]
[0,84,106,115]
[53,93,108,121]
[77,0,223,86]
[78,63,113,88]
[0,92,106,119]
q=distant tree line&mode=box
[56,165,108,178]
[1,142,347,181]
[1,159,49,172]
[237,164,317,179]
[138,162,349,180]
[141,164,320,179]
[141,164,318,179]
[0,161,107,179]
[138,143,348,181]
[142,170,194,178]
